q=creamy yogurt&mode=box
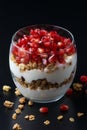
[9,53,77,84]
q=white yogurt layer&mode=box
[14,79,73,103]
[9,53,77,84]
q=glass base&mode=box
[26,94,64,103]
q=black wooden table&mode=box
[0,1,87,130]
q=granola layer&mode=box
[13,69,74,90]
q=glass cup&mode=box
[9,24,77,103]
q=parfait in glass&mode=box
[9,24,77,103]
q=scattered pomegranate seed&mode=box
[39,107,48,113]
[80,75,87,83]
[60,104,69,112]
[66,88,73,96]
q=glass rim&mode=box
[11,24,75,54]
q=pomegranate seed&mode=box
[12,45,18,56]
[64,38,71,46]
[45,48,50,53]
[50,31,57,37]
[38,48,45,53]
[40,29,47,36]
[31,38,40,43]
[58,49,64,56]
[29,35,33,41]
[20,54,29,64]
[42,36,50,42]
[57,42,64,48]
[80,75,87,83]
[65,45,75,55]
[57,50,65,63]
[60,104,69,112]
[66,88,73,96]
[52,34,60,42]
[23,35,29,42]
[15,56,21,63]
[32,55,41,63]
[44,42,50,47]
[58,57,65,64]
[39,107,48,113]
[18,49,26,58]
[20,38,27,45]
[17,39,23,47]
[30,29,34,35]
[34,29,40,34]
[29,48,35,53]
[51,42,57,51]
[48,54,57,63]
[40,53,48,58]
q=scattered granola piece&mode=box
[57,115,63,120]
[3,85,11,92]
[18,104,24,110]
[44,120,50,125]
[24,114,35,121]
[12,123,22,130]
[77,112,84,117]
[24,115,29,120]
[28,115,35,121]
[69,117,75,122]
[15,89,21,96]
[73,83,83,91]
[12,113,17,120]
[19,97,26,104]
[28,100,33,106]
[3,100,14,108]
[15,108,22,114]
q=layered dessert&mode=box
[9,25,77,103]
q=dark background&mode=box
[0,1,87,130]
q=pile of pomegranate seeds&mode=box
[12,28,76,65]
